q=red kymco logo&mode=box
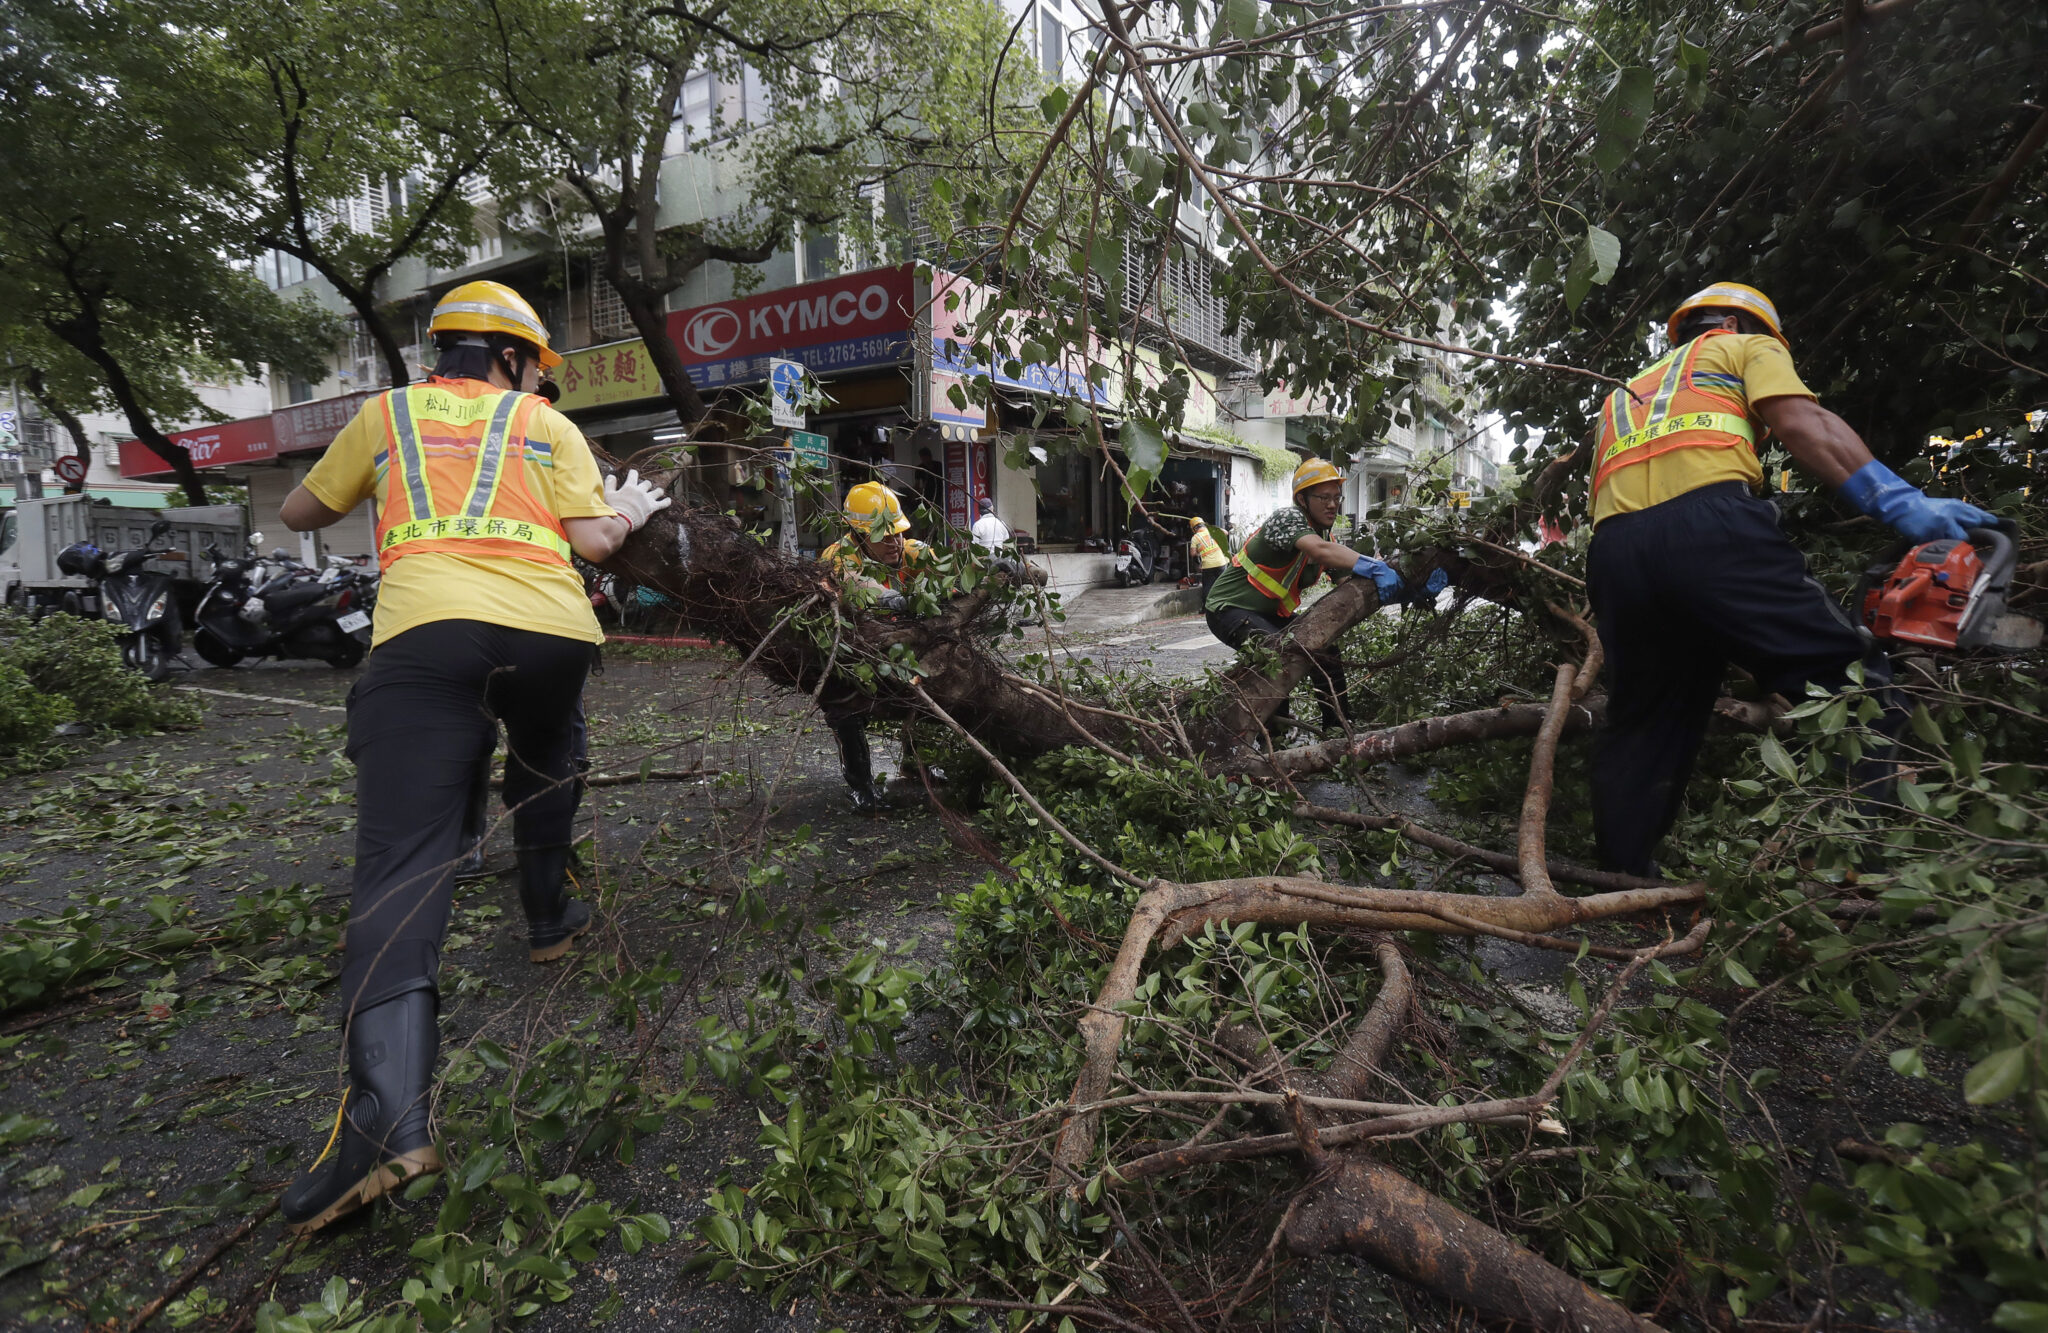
[681,307,741,356]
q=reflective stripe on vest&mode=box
[375,383,571,569]
[1591,330,1757,501]
[379,514,571,559]
[1190,526,1225,568]
[1231,523,1311,617]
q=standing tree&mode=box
[0,0,335,504]
[480,0,1037,427]
[180,0,541,389]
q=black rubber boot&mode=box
[516,844,592,963]
[832,717,884,814]
[455,747,495,881]
[281,988,442,1235]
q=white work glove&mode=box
[603,469,671,532]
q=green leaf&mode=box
[1123,416,1166,498]
[1994,1302,2048,1333]
[1888,1048,1927,1079]
[1908,703,1945,747]
[1675,39,1711,109]
[1562,226,1621,313]
[1592,67,1655,172]
[1964,1046,2029,1105]
[1757,733,1798,784]
[1723,957,1759,989]
[1213,0,1259,43]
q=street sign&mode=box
[1449,489,1471,509]
[768,358,806,429]
[787,430,829,470]
[0,430,16,453]
[0,411,16,435]
[52,454,87,486]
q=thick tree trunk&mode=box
[23,368,93,495]
[601,497,1111,753]
[45,312,208,506]
[613,272,710,427]
[1286,1160,1666,1333]
[304,260,412,390]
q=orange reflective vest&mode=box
[1591,329,1759,503]
[1230,523,1314,617]
[821,537,930,590]
[372,379,573,573]
[1189,524,1226,570]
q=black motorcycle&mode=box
[1113,525,1159,588]
[192,541,375,669]
[54,519,184,681]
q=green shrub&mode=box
[0,610,198,739]
[0,659,72,753]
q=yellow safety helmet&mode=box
[1666,282,1787,348]
[429,280,562,368]
[844,481,910,539]
[1291,457,1343,497]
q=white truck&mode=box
[0,494,247,615]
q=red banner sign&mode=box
[119,267,918,478]
[274,390,376,454]
[118,414,279,479]
[662,265,914,390]
[118,390,380,479]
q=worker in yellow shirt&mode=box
[1586,282,1996,876]
[272,281,671,1232]
[818,482,929,811]
[1187,518,1228,595]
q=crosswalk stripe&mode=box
[1160,633,1222,650]
[177,685,347,713]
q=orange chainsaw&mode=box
[1855,521,2041,652]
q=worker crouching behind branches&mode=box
[1204,458,1445,732]
[1584,281,1997,877]
[275,281,671,1233]
[819,481,931,812]
[1188,518,1228,594]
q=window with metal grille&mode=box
[1115,238,1243,368]
[590,271,635,340]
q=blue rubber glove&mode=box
[1353,556,1405,602]
[1409,568,1450,604]
[1837,460,1997,544]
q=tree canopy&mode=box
[0,0,335,501]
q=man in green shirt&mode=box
[1204,458,1444,730]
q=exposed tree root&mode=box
[1037,630,1696,1331]
[597,482,1690,1329]
[1285,1160,1666,1333]
[1292,803,1674,895]
[1233,694,1606,781]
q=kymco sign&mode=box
[662,265,913,390]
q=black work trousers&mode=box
[1587,482,1889,876]
[1206,604,1350,728]
[341,620,593,1012]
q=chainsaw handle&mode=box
[1967,524,2018,587]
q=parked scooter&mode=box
[53,519,184,681]
[192,536,375,669]
[1113,525,1158,588]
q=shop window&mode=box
[801,226,841,281]
[1034,447,1096,548]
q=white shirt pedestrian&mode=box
[971,500,1010,550]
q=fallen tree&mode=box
[609,495,1722,1325]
